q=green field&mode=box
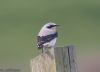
[0,0,100,72]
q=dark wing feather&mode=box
[37,32,58,49]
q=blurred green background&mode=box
[0,0,100,72]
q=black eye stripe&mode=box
[47,25,56,28]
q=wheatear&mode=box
[37,22,59,53]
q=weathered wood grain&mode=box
[31,48,56,72]
[31,45,77,72]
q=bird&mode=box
[37,22,59,53]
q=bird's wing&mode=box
[37,32,58,48]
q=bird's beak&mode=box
[55,25,60,27]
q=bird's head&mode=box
[42,22,59,31]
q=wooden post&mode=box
[30,48,56,72]
[30,45,77,72]
[54,45,77,72]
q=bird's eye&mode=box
[47,25,55,29]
